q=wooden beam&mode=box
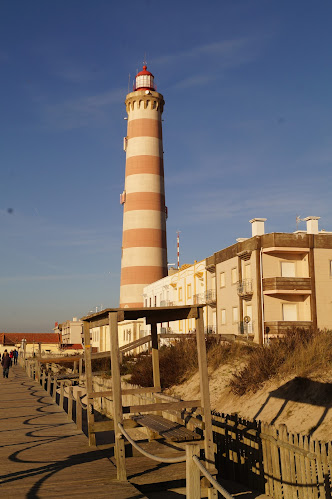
[37,355,83,364]
[151,323,161,392]
[109,311,127,481]
[88,386,160,399]
[83,320,96,446]
[196,306,216,475]
[123,400,201,414]
[90,420,115,432]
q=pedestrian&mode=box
[2,350,11,378]
[13,349,18,365]
[9,350,14,366]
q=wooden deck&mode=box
[0,365,145,498]
[0,365,269,498]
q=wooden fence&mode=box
[211,411,332,498]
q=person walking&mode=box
[2,350,11,378]
[13,349,18,365]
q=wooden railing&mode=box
[20,357,332,498]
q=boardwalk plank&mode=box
[0,366,145,498]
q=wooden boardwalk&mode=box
[0,365,269,498]
[0,365,145,498]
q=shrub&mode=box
[129,337,219,388]
[229,328,331,396]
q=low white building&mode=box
[143,260,216,335]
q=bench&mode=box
[131,414,201,442]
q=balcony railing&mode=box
[263,277,311,293]
[193,289,216,305]
[160,300,174,307]
[237,279,253,298]
[238,320,254,336]
[204,325,217,334]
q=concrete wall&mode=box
[314,248,332,329]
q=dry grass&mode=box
[129,337,219,388]
[229,329,332,395]
[126,329,332,395]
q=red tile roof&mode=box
[0,333,61,346]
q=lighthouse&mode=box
[119,65,168,308]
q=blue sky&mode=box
[1,0,331,333]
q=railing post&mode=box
[59,381,64,408]
[41,369,45,389]
[83,321,96,446]
[109,311,127,480]
[47,373,51,395]
[76,390,82,431]
[73,361,78,374]
[53,376,57,403]
[186,444,201,499]
[68,385,73,420]
[79,358,82,383]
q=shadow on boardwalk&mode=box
[0,367,144,498]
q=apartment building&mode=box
[206,217,332,344]
[59,317,83,345]
[143,259,216,334]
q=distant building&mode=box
[58,317,83,346]
[143,259,216,335]
[0,332,61,356]
[206,216,332,343]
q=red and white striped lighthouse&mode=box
[119,65,168,308]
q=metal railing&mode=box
[238,320,254,335]
[237,279,253,296]
[193,289,216,304]
[160,300,174,307]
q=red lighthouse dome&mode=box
[134,64,155,91]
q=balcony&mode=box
[265,321,312,336]
[263,277,311,295]
[238,320,254,336]
[237,279,253,299]
[193,289,216,306]
[160,300,174,307]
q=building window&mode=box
[244,264,251,279]
[231,267,237,284]
[187,284,192,299]
[220,272,225,288]
[232,307,238,323]
[179,287,183,301]
[282,303,297,321]
[281,261,296,277]
[221,309,226,325]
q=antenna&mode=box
[296,215,305,231]
[176,230,181,269]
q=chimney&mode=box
[304,216,320,234]
[249,218,267,237]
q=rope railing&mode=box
[192,456,234,499]
[118,423,186,464]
